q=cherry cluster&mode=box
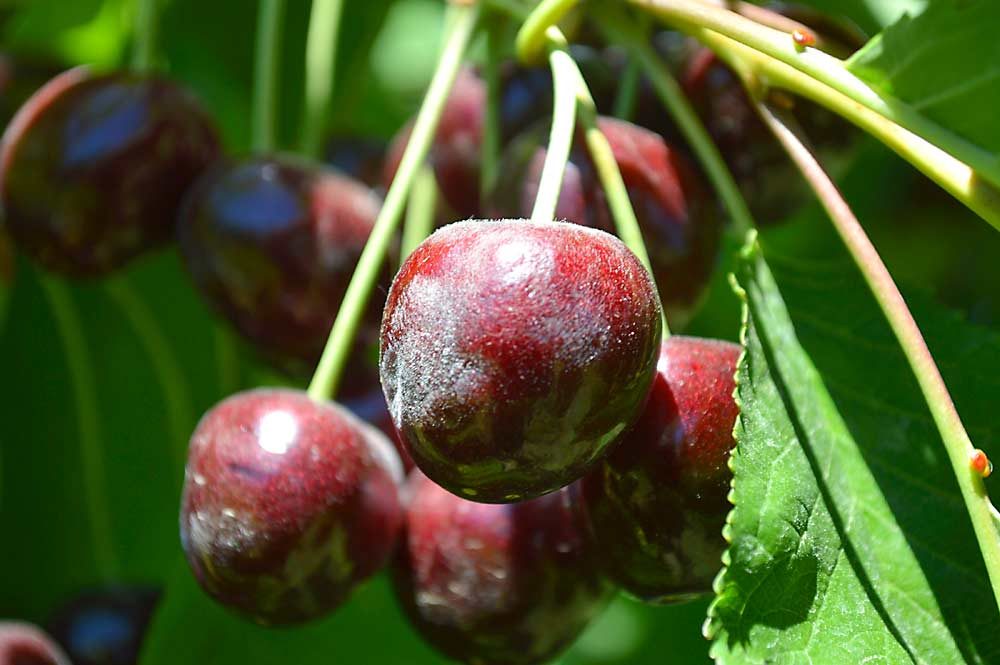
[0,3,861,664]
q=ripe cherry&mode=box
[380,219,662,502]
[177,155,384,393]
[489,117,720,329]
[46,586,160,665]
[343,389,415,472]
[0,68,220,276]
[581,336,740,602]
[393,471,612,665]
[179,388,404,625]
[0,622,70,665]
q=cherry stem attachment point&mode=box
[515,0,578,64]
[756,100,1000,612]
[131,0,158,72]
[302,0,345,159]
[252,0,286,153]
[307,3,480,402]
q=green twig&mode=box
[213,326,241,395]
[756,101,1000,613]
[131,0,158,72]
[515,0,578,64]
[307,3,480,402]
[401,165,438,260]
[302,0,345,159]
[531,28,577,224]
[252,0,286,152]
[39,277,119,581]
[611,57,641,121]
[627,0,1000,227]
[596,8,754,235]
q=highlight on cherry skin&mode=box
[176,154,385,393]
[0,67,220,276]
[487,116,721,331]
[0,622,70,665]
[582,336,740,602]
[179,388,404,625]
[392,471,613,665]
[380,219,663,503]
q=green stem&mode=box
[39,277,119,582]
[214,326,241,395]
[515,0,578,64]
[302,0,345,159]
[105,278,193,479]
[756,101,1000,613]
[401,165,438,260]
[627,0,1000,203]
[307,3,480,402]
[131,0,158,72]
[481,13,505,202]
[688,27,1000,231]
[252,0,286,153]
[596,8,754,235]
[531,29,577,224]
[612,57,641,121]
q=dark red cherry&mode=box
[0,622,70,665]
[46,586,160,665]
[324,135,386,189]
[177,155,384,393]
[393,472,612,665]
[380,219,662,502]
[0,68,220,276]
[179,388,404,625]
[488,117,720,330]
[384,67,484,218]
[582,336,739,602]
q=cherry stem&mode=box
[213,326,241,395]
[480,12,505,201]
[252,0,286,153]
[515,0,578,64]
[401,165,438,260]
[756,101,1000,613]
[105,277,193,481]
[596,7,754,236]
[612,58,640,121]
[627,0,1000,229]
[307,3,480,402]
[302,0,345,159]
[131,0,158,72]
[530,28,577,224]
[39,276,119,582]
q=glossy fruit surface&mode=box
[0,68,220,276]
[582,336,739,602]
[380,219,662,502]
[179,388,404,625]
[46,586,160,665]
[0,622,70,665]
[393,471,611,665]
[489,117,720,329]
[177,155,383,391]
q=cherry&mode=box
[380,219,662,502]
[0,68,220,276]
[581,336,739,602]
[488,117,720,329]
[343,389,415,472]
[177,155,384,393]
[324,135,386,189]
[383,67,484,219]
[46,586,160,665]
[0,623,69,665]
[179,388,404,625]
[393,471,612,665]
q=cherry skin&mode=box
[380,219,662,502]
[179,388,404,625]
[488,117,720,330]
[177,155,383,393]
[0,68,220,276]
[0,622,70,665]
[46,586,160,665]
[581,336,740,602]
[343,390,415,472]
[393,471,612,665]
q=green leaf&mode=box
[847,0,1000,152]
[707,238,1000,663]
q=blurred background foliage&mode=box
[0,0,997,663]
